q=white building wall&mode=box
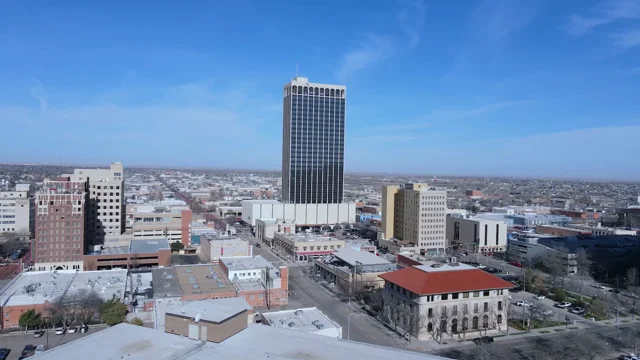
[241,201,356,227]
[0,191,33,235]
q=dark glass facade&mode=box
[282,82,345,204]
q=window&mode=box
[473,291,480,297]
[473,303,479,313]
[483,302,489,312]
[452,305,458,315]
[441,294,448,300]
[483,290,490,296]
[428,308,433,318]
[498,301,503,311]
[463,292,469,299]
[452,293,459,300]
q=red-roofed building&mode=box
[378,262,514,341]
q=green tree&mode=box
[128,317,144,326]
[588,298,606,318]
[18,309,43,330]
[170,242,185,252]
[554,288,567,302]
[100,296,128,326]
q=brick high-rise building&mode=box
[34,178,88,271]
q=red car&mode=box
[509,260,523,268]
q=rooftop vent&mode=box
[294,309,303,316]
[315,323,324,330]
[288,322,296,328]
[431,264,444,268]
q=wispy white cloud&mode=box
[470,0,539,50]
[374,99,532,132]
[612,28,640,48]
[335,0,426,81]
[335,34,396,82]
[30,79,48,114]
[567,0,640,36]
[398,0,427,49]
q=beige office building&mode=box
[64,162,125,247]
[380,184,448,256]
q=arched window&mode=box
[340,89,345,98]
[325,88,330,96]
[427,322,433,332]
[330,89,335,97]
[472,316,479,330]
[462,317,468,330]
[497,315,503,325]
[292,85,297,94]
[314,87,319,95]
[482,315,489,329]
[303,86,308,95]
[451,318,458,334]
[320,88,325,96]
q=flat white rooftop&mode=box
[414,262,476,273]
[0,269,127,307]
[35,322,450,360]
[220,255,273,272]
[261,307,340,336]
[333,247,389,266]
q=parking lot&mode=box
[0,326,105,360]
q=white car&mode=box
[515,301,532,307]
[67,327,77,334]
[54,327,66,335]
[556,302,572,308]
[542,310,553,316]
[477,265,487,269]
[534,294,545,300]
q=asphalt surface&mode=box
[0,326,106,360]
[435,322,640,359]
[235,226,406,348]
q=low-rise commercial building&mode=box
[446,215,508,253]
[550,209,600,221]
[379,262,514,341]
[255,218,296,247]
[83,239,171,270]
[200,233,252,262]
[160,297,252,342]
[219,256,289,307]
[535,224,591,237]
[272,233,345,262]
[507,238,577,274]
[314,247,396,292]
[126,207,192,246]
[0,269,127,329]
[260,307,342,338]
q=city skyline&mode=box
[1,0,640,180]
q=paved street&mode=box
[0,326,106,360]
[235,226,407,348]
[435,322,640,359]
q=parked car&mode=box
[477,264,487,269]
[515,301,532,307]
[556,301,572,308]
[55,327,66,335]
[67,326,78,334]
[79,325,89,333]
[542,310,553,316]
[533,294,545,300]
[33,330,45,338]
[35,345,46,354]
[509,260,523,268]
[0,348,10,360]
[254,243,261,248]
[473,336,495,345]
[21,345,36,357]
[570,307,585,315]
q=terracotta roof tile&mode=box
[378,267,515,295]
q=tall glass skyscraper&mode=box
[282,77,346,204]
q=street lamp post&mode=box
[348,313,356,340]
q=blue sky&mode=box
[1,0,639,180]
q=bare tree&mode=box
[620,327,640,355]
[461,344,518,360]
[559,333,608,360]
